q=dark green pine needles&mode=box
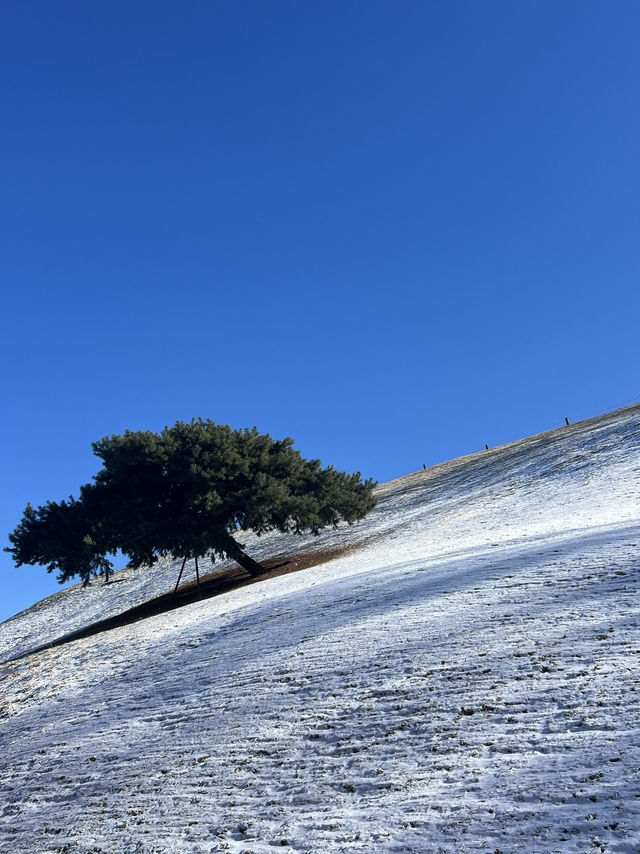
[7,420,377,586]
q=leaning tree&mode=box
[7,420,376,591]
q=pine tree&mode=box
[7,498,112,585]
[6,420,376,589]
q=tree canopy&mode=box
[7,420,377,587]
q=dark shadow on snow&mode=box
[6,543,359,662]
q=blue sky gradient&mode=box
[2,1,639,621]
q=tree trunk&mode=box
[173,555,188,596]
[220,532,266,576]
[195,555,201,598]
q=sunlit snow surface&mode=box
[1,408,639,853]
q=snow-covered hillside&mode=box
[1,407,639,853]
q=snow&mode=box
[1,406,639,852]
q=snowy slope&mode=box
[1,406,639,853]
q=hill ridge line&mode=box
[379,402,640,493]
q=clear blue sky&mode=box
[2,1,638,622]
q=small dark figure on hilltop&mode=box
[565,417,570,426]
